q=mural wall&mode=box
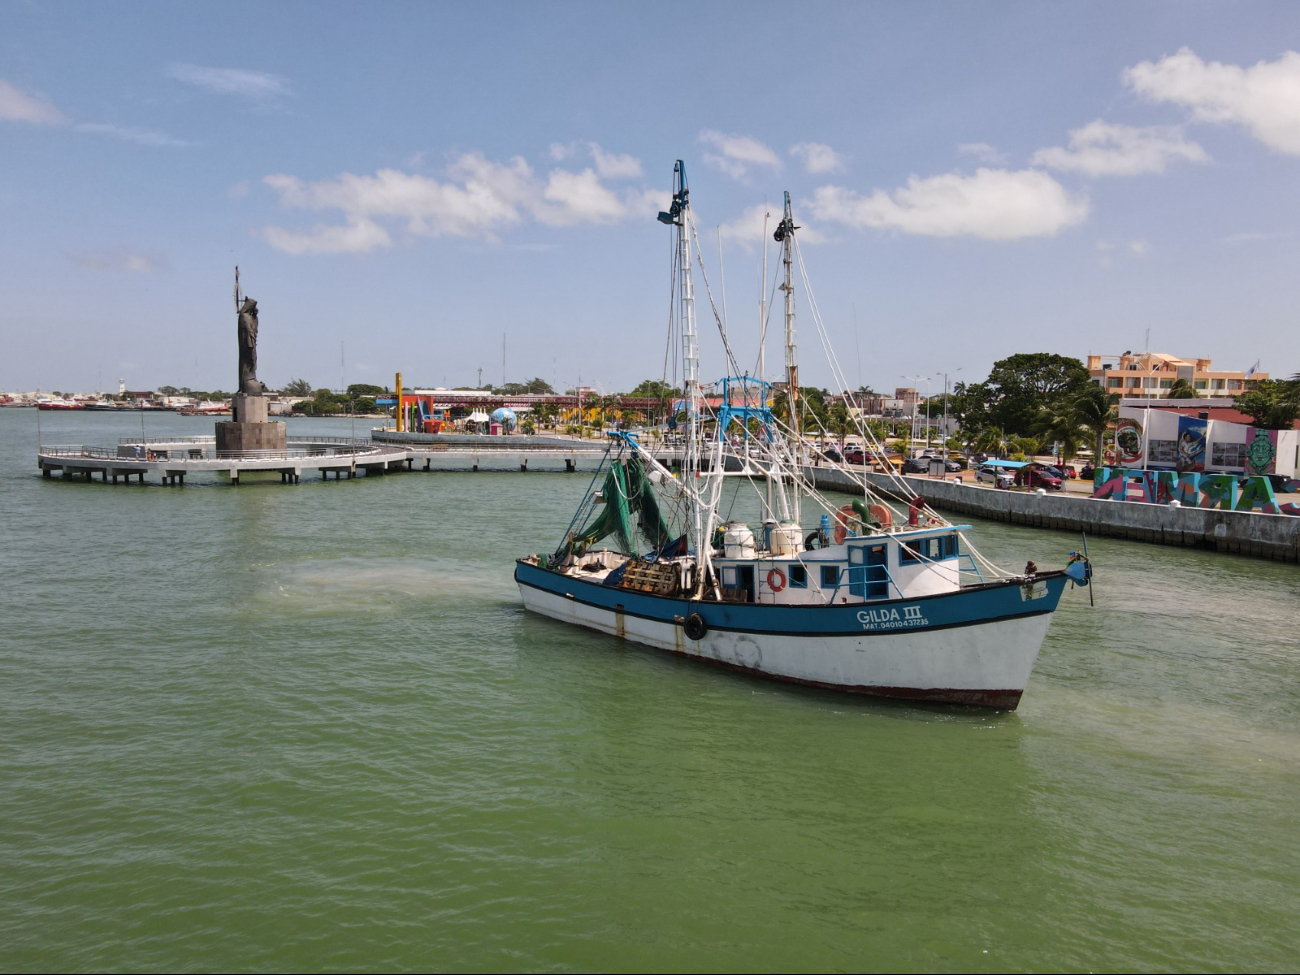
[1091,468,1300,515]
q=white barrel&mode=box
[770,521,804,557]
[723,522,756,559]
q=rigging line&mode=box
[662,229,678,389]
[689,215,741,379]
[790,239,923,503]
[754,248,785,380]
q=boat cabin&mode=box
[712,525,965,605]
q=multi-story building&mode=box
[1087,353,1266,399]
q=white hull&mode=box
[518,579,1055,708]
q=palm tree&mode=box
[972,428,1009,458]
[1167,378,1197,399]
[1073,384,1115,464]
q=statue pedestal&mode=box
[216,394,286,455]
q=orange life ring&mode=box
[767,568,786,592]
[868,503,892,529]
[833,504,859,545]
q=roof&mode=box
[980,459,1028,469]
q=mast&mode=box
[774,192,800,519]
[658,162,705,579]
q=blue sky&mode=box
[3,1,1299,395]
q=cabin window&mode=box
[902,538,936,562]
[789,565,807,588]
[722,568,737,586]
[821,565,839,588]
[940,535,959,559]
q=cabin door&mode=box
[848,544,889,599]
[737,565,755,601]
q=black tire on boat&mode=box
[684,613,708,641]
[805,531,820,550]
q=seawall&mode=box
[805,466,1300,564]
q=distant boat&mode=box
[176,401,232,416]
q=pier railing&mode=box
[43,443,404,463]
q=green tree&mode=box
[281,378,313,397]
[1234,377,1300,429]
[981,353,1091,437]
[346,383,386,398]
[1166,378,1197,399]
[629,378,678,399]
[1073,384,1116,463]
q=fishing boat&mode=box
[515,161,1090,709]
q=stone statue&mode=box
[237,296,262,394]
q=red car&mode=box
[1020,465,1063,490]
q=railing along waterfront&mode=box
[43,443,401,463]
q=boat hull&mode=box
[515,559,1068,709]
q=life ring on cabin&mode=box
[868,504,892,529]
[767,568,787,592]
[832,504,860,544]
[684,613,708,641]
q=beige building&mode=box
[1087,353,1266,399]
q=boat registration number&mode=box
[856,605,928,630]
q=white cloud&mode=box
[789,142,843,174]
[537,168,628,225]
[1032,120,1208,176]
[76,123,193,147]
[1096,238,1150,266]
[699,130,781,180]
[1221,230,1298,245]
[63,247,157,272]
[589,144,642,179]
[260,152,656,254]
[958,142,1007,165]
[168,63,290,102]
[547,141,642,179]
[0,78,66,124]
[260,218,393,256]
[1125,48,1300,155]
[809,168,1089,240]
[719,203,828,250]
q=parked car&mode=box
[1079,463,1096,480]
[977,465,1015,488]
[1062,464,1078,479]
[821,448,843,463]
[842,448,866,465]
[901,457,927,474]
[1020,465,1064,490]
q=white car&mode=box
[977,465,1015,488]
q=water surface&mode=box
[2,410,1297,972]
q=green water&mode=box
[3,410,1298,973]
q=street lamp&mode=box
[938,369,961,462]
[901,375,928,454]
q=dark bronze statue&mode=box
[237,295,262,394]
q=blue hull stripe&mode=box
[515,560,1067,637]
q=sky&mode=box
[2,1,1299,396]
